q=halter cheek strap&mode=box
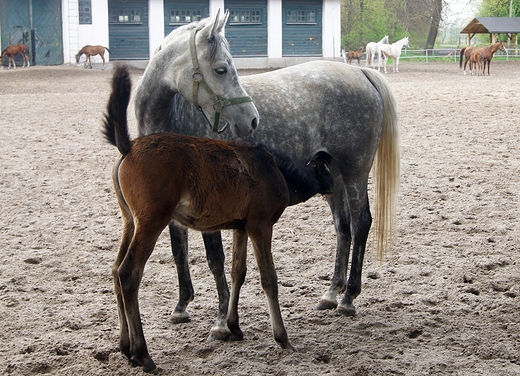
[190,26,253,133]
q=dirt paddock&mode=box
[1,61,519,375]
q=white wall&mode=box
[322,0,341,60]
[148,0,165,56]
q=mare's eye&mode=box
[215,67,228,75]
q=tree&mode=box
[480,0,520,17]
[425,0,444,49]
[341,0,448,50]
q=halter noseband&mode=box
[190,26,253,133]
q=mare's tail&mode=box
[102,65,132,156]
[360,67,400,262]
[459,47,466,69]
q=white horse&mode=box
[380,36,410,73]
[365,35,389,70]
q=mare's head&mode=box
[498,41,507,54]
[145,9,259,137]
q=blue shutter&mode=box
[224,0,267,57]
[282,0,322,56]
[108,0,149,60]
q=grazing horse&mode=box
[1,44,30,69]
[135,12,400,340]
[347,46,364,65]
[105,65,334,373]
[460,41,507,75]
[75,45,111,69]
[365,35,389,70]
[380,37,410,73]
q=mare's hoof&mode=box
[337,303,356,316]
[316,298,338,310]
[170,310,191,324]
[208,326,231,342]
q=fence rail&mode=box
[342,48,520,63]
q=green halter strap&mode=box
[190,26,253,133]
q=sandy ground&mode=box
[1,60,519,375]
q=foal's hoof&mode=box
[280,341,296,351]
[129,356,158,374]
[337,302,356,316]
[208,326,231,342]
[316,298,338,311]
[170,310,191,324]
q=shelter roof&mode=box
[461,17,520,34]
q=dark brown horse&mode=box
[103,66,333,373]
[460,41,506,75]
[1,44,30,69]
[75,45,111,69]
[347,46,364,65]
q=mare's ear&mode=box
[209,9,228,39]
[209,9,228,40]
[218,9,230,31]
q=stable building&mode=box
[0,0,342,69]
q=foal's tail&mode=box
[102,66,132,156]
[360,68,400,262]
[105,47,112,54]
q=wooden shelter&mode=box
[461,17,520,46]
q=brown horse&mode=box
[75,45,111,69]
[469,51,484,75]
[1,44,30,69]
[460,41,506,75]
[103,66,333,373]
[347,46,364,65]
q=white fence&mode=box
[342,48,520,63]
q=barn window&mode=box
[109,9,142,24]
[287,10,317,24]
[78,0,92,25]
[229,9,261,25]
[170,10,202,25]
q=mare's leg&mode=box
[168,222,195,323]
[318,172,371,316]
[395,57,399,73]
[317,184,350,311]
[248,225,294,350]
[339,178,371,315]
[227,229,248,341]
[203,231,232,341]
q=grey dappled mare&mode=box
[136,15,400,342]
[135,10,259,138]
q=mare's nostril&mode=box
[251,117,258,130]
